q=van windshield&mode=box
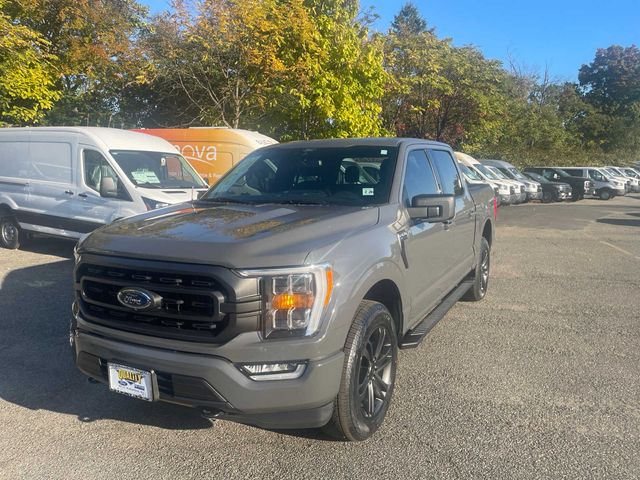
[507,167,528,180]
[110,150,206,189]
[473,164,498,180]
[458,163,483,181]
[202,145,398,206]
[486,165,509,180]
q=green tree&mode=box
[0,0,60,125]
[383,3,505,147]
[5,0,148,126]
[144,0,387,139]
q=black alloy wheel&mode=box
[463,237,491,301]
[323,300,397,441]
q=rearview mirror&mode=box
[99,176,118,198]
[408,194,455,222]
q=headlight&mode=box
[237,265,334,338]
[142,197,171,211]
[498,185,509,193]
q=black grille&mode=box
[77,263,229,342]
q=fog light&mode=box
[239,362,306,381]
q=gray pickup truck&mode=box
[71,138,496,441]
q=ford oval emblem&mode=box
[117,287,161,311]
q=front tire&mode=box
[462,237,490,301]
[0,215,21,249]
[323,300,398,441]
[599,189,611,200]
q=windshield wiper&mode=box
[135,182,163,189]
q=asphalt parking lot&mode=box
[1,195,639,480]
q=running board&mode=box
[399,279,474,349]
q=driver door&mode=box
[71,148,129,229]
[400,148,452,325]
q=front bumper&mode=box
[515,191,527,203]
[499,193,516,205]
[526,191,543,201]
[73,326,343,429]
[557,191,572,200]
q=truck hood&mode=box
[135,187,209,205]
[79,201,380,268]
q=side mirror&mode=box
[203,177,210,185]
[407,194,455,222]
[99,176,118,198]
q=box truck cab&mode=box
[133,128,278,184]
[0,127,207,249]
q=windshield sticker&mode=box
[380,149,388,155]
[362,187,374,196]
[131,169,160,184]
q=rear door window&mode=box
[29,142,73,184]
[0,142,29,179]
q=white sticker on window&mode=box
[380,149,388,155]
[362,187,374,196]
[131,169,160,184]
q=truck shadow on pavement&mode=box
[0,255,212,431]
[596,217,640,227]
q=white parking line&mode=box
[600,240,640,260]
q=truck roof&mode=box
[268,138,450,149]
[0,126,178,153]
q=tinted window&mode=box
[429,149,463,195]
[205,146,398,206]
[30,142,72,183]
[402,150,438,207]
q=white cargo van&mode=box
[0,127,208,249]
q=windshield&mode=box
[458,163,483,181]
[202,145,398,206]
[487,165,510,180]
[473,163,498,180]
[589,169,606,181]
[623,168,640,178]
[110,150,206,189]
[507,167,528,180]
[604,167,621,177]
[524,172,549,183]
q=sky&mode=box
[140,0,640,81]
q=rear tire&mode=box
[0,215,21,249]
[462,237,490,302]
[322,300,397,441]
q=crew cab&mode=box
[71,138,496,441]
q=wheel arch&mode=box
[363,279,404,340]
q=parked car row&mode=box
[454,151,640,205]
[1,126,639,250]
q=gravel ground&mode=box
[0,195,639,479]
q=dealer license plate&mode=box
[108,363,154,401]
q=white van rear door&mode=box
[19,140,90,238]
[0,141,30,214]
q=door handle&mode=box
[64,190,74,195]
[78,193,88,198]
